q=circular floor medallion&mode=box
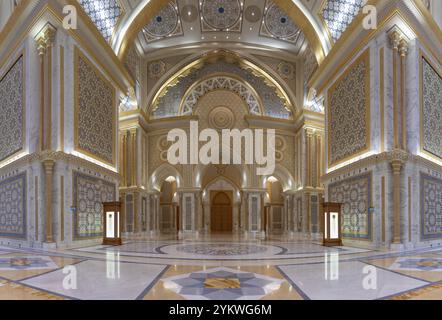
[175,243,268,256]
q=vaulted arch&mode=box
[112,0,330,65]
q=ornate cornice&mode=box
[0,151,120,180]
[321,150,411,182]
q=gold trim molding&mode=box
[148,50,295,118]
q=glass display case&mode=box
[322,202,342,247]
[103,202,122,245]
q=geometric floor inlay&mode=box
[175,244,268,256]
[390,257,442,272]
[0,256,58,270]
[162,267,284,300]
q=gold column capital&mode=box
[398,39,409,57]
[35,23,57,56]
[391,159,403,174]
[42,159,55,172]
[388,30,401,50]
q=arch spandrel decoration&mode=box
[149,50,294,120]
[180,75,263,116]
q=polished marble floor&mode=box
[0,240,442,300]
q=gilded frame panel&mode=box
[327,48,371,168]
[74,46,117,167]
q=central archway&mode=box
[210,191,233,233]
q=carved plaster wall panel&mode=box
[422,57,442,159]
[0,172,26,239]
[75,49,116,165]
[328,50,370,166]
[329,173,372,240]
[420,173,442,240]
[72,172,116,239]
[0,56,24,162]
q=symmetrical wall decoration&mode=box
[328,50,370,166]
[320,0,365,42]
[143,1,183,43]
[75,48,116,165]
[148,60,166,79]
[208,107,235,130]
[422,57,442,159]
[420,173,442,240]
[275,136,286,162]
[200,0,243,32]
[77,0,122,42]
[180,76,262,115]
[0,173,26,239]
[73,172,116,239]
[261,2,301,43]
[329,173,372,240]
[152,60,292,119]
[0,55,23,162]
[277,62,295,80]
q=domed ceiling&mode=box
[77,0,367,56]
[132,0,311,55]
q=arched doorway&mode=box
[210,192,233,233]
[159,177,177,234]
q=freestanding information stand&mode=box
[322,202,342,247]
[103,202,122,245]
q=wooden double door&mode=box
[210,191,233,232]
